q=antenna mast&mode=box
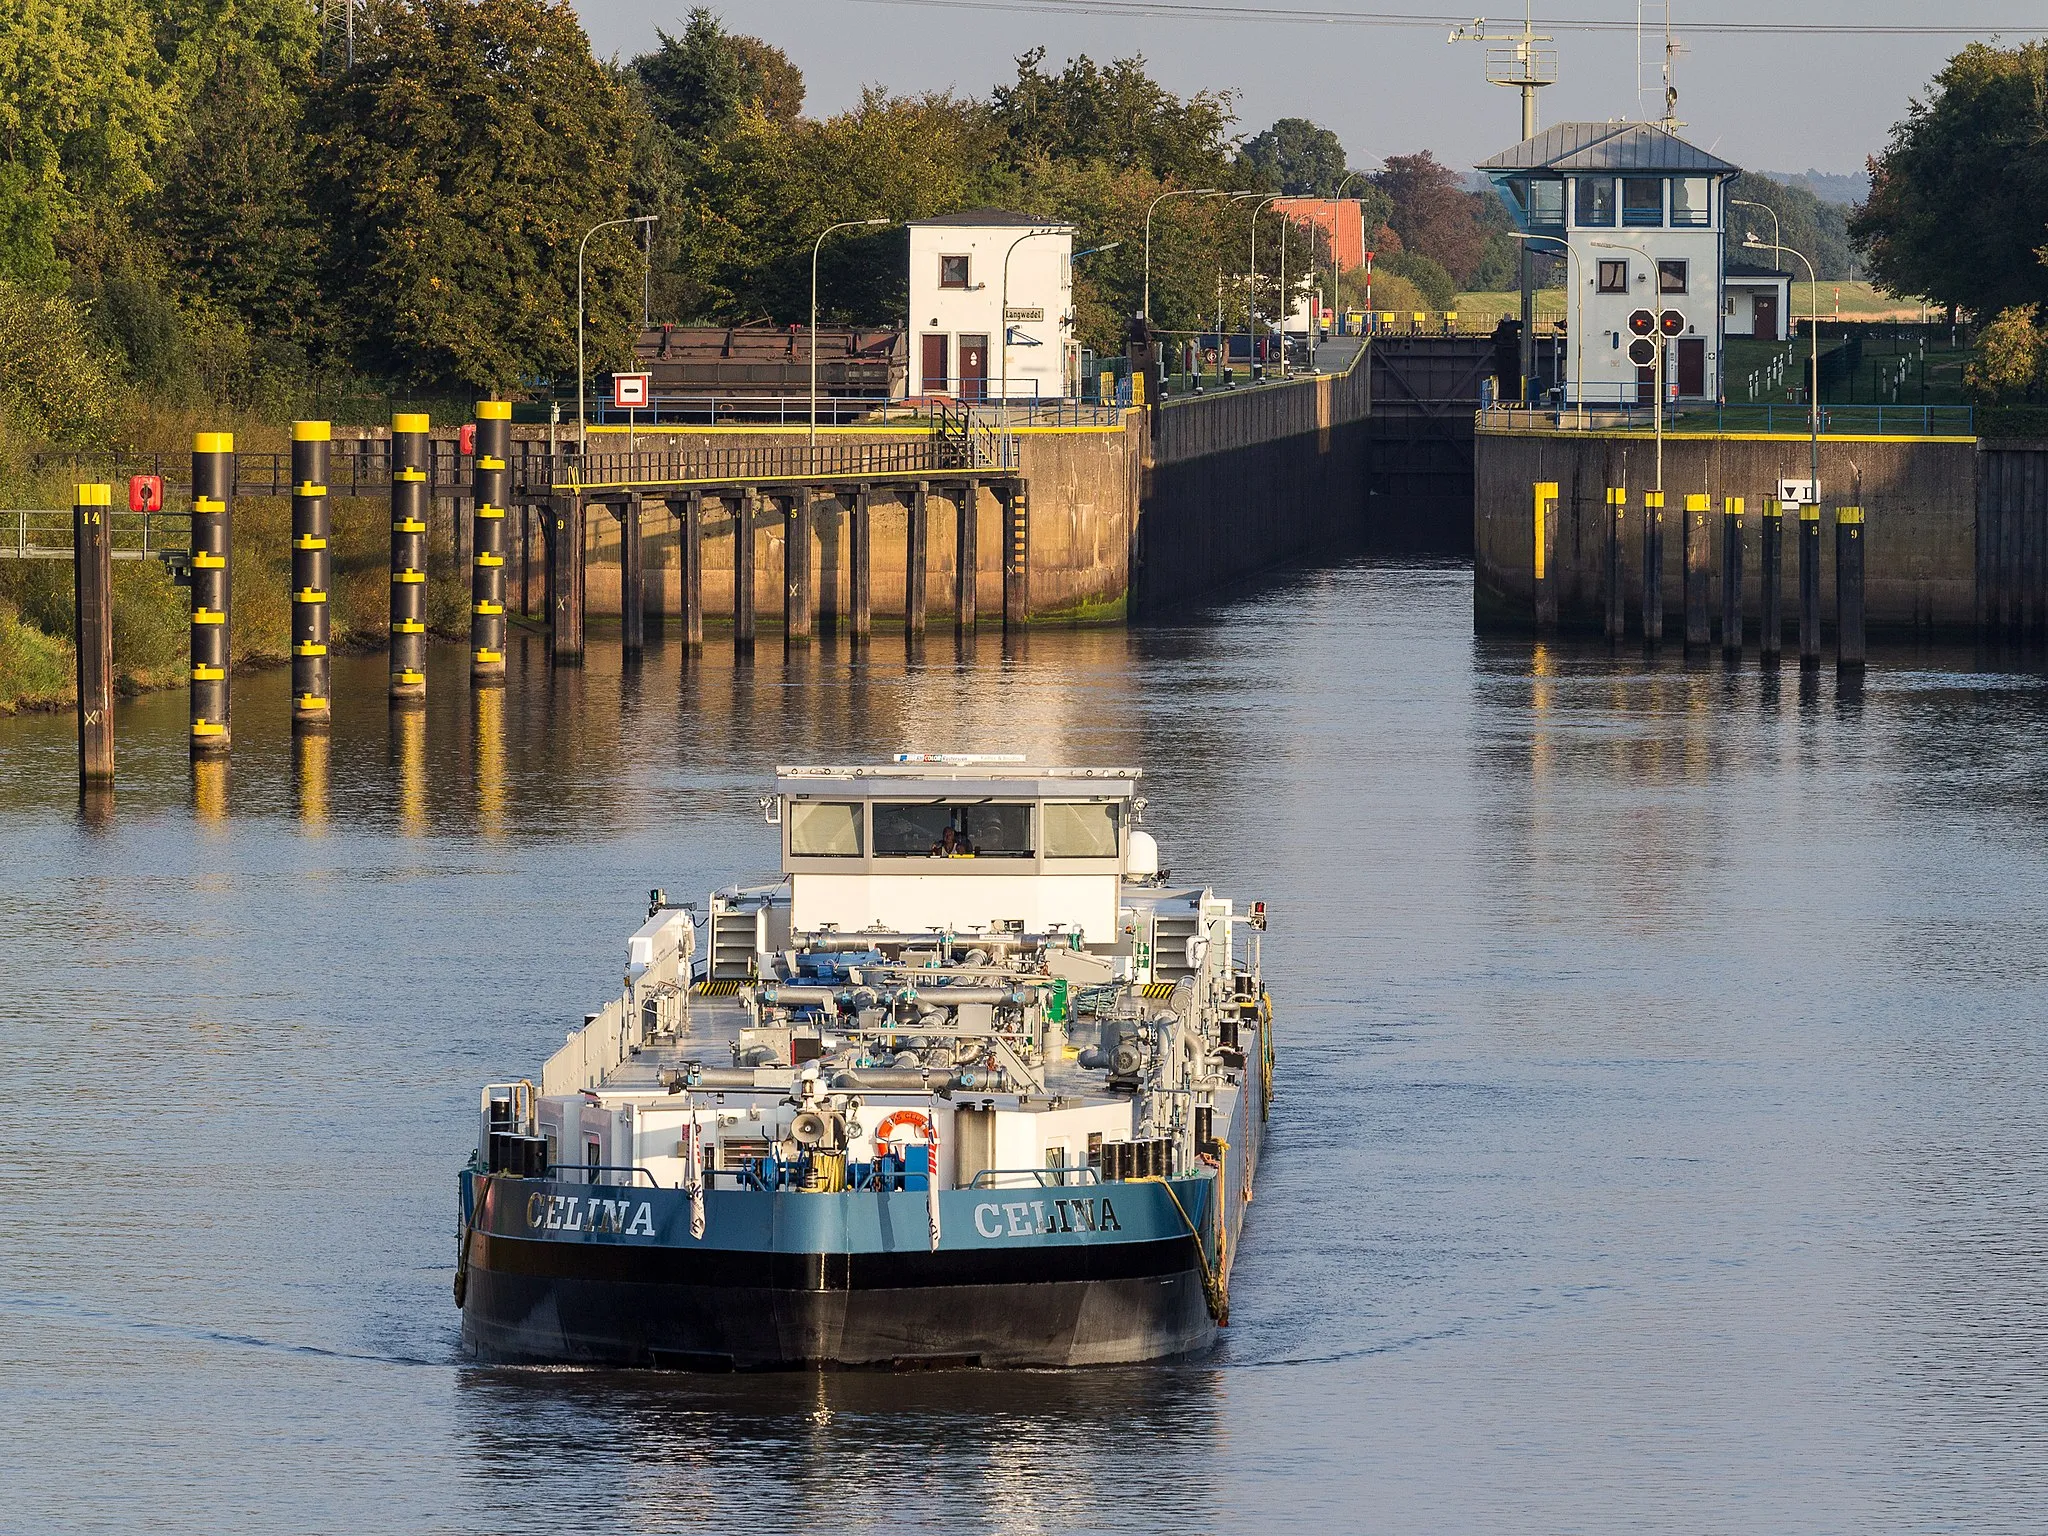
[1636,3,1685,129]
[1450,5,1558,142]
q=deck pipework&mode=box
[471,402,511,683]
[190,433,234,756]
[292,421,333,730]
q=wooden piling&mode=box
[1605,487,1626,640]
[72,483,114,785]
[190,432,234,755]
[1836,506,1866,673]
[682,491,704,651]
[1533,480,1559,633]
[1799,504,1822,668]
[389,413,430,703]
[1721,497,1744,661]
[620,493,646,655]
[734,488,757,650]
[1683,492,1712,648]
[291,422,333,729]
[785,491,813,647]
[470,401,510,683]
[1642,490,1665,646]
[851,483,872,642]
[907,483,929,639]
[956,480,979,633]
[550,495,585,663]
[1760,498,1784,662]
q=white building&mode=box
[905,210,1074,404]
[1477,122,1741,407]
[1725,260,1795,342]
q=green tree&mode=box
[1727,171,1859,281]
[1852,41,2048,315]
[1381,249,1455,311]
[989,49,1234,184]
[307,0,636,391]
[1236,118,1348,195]
[1964,305,2048,402]
[634,9,804,144]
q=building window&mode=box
[1658,259,1688,294]
[1527,179,1565,229]
[939,254,970,289]
[1597,259,1629,294]
[1622,178,1664,227]
[1575,177,1615,227]
[1671,177,1710,227]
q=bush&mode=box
[0,596,74,713]
[1379,250,1456,311]
[1964,306,2048,404]
[0,278,113,444]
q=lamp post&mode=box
[1246,195,1282,374]
[1733,200,1822,502]
[578,213,658,453]
[1142,187,1223,322]
[809,218,890,445]
[1508,231,1586,428]
[1590,238,1666,491]
[1062,240,1122,399]
[998,227,1066,440]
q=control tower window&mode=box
[873,801,1034,857]
[790,801,863,857]
[1043,801,1120,858]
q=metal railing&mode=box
[0,508,190,561]
[550,425,1016,493]
[967,1167,1105,1189]
[1478,401,1976,437]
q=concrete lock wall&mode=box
[1473,427,1980,636]
[1134,357,1370,612]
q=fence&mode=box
[0,508,191,561]
[548,431,1015,493]
[1478,401,1977,437]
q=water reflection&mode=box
[294,729,329,832]
[193,753,228,825]
[392,704,426,838]
[474,683,506,842]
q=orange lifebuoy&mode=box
[874,1109,935,1160]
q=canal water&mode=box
[4,561,2046,1534]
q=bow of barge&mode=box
[457,758,1273,1369]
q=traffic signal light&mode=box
[1629,309,1656,336]
[1628,337,1657,367]
[1659,309,1686,337]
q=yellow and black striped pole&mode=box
[470,401,510,684]
[1604,486,1627,641]
[390,412,429,703]
[190,432,234,755]
[292,421,332,730]
[1836,507,1865,674]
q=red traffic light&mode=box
[1627,337,1657,367]
[128,474,163,514]
[1628,309,1656,336]
[1659,309,1686,336]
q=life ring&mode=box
[874,1109,935,1161]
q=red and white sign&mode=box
[612,372,652,409]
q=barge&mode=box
[455,757,1272,1369]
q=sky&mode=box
[571,1,2047,179]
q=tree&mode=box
[1852,41,2048,315]
[1964,305,2048,402]
[1236,118,1349,196]
[1380,250,1455,311]
[307,0,635,391]
[1374,151,1487,286]
[634,10,804,144]
[989,49,1235,184]
[1727,171,1858,281]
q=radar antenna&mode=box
[1449,5,1557,143]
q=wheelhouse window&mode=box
[1526,178,1565,230]
[873,801,1033,858]
[1670,177,1710,227]
[1622,178,1664,227]
[1042,801,1120,858]
[790,800,863,857]
[1574,177,1615,227]
[1658,259,1689,294]
[939,254,970,289]
[1597,259,1629,294]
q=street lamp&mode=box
[1245,195,1282,373]
[1062,241,1122,398]
[1733,199,1822,505]
[1142,188,1223,322]
[1590,238,1667,492]
[578,213,658,452]
[1508,231,1586,429]
[810,218,891,444]
[998,226,1066,438]
[1332,170,1369,335]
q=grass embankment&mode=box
[1453,280,1933,327]
[0,491,470,714]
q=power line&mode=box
[840,0,2043,36]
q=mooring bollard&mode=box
[1642,490,1665,646]
[389,413,430,703]
[190,432,234,756]
[1605,487,1626,640]
[1760,497,1784,663]
[470,401,510,684]
[1721,497,1745,661]
[1683,493,1712,649]
[1836,506,1866,673]
[1799,503,1822,669]
[1532,480,1559,632]
[72,483,114,786]
[292,421,332,731]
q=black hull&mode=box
[462,1232,1215,1369]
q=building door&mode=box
[1676,337,1706,397]
[1752,293,1778,340]
[959,334,988,402]
[1636,363,1656,405]
[920,333,949,395]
